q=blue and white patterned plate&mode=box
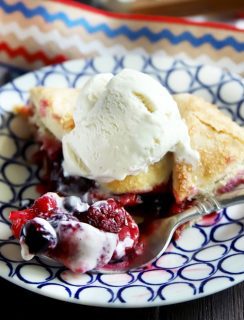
[0,55,243,307]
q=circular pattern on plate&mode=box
[75,286,114,303]
[193,244,228,262]
[178,262,215,281]
[0,135,18,158]
[123,55,145,70]
[224,204,244,222]
[154,252,189,269]
[2,162,32,186]
[232,235,244,253]
[196,65,223,86]
[173,227,208,251]
[15,263,53,284]
[9,115,33,139]
[210,222,243,242]
[199,276,235,294]
[13,72,39,92]
[0,90,22,112]
[99,273,135,287]
[158,282,196,300]
[117,285,154,303]
[0,242,24,262]
[138,269,174,285]
[42,71,70,88]
[166,69,192,93]
[218,253,244,274]
[0,222,12,240]
[0,259,13,277]
[58,270,94,286]
[38,283,72,298]
[0,181,15,202]
[0,56,243,307]
[218,80,244,104]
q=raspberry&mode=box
[118,212,139,242]
[32,193,57,216]
[86,198,127,233]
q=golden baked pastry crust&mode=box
[29,87,244,198]
[30,87,173,193]
[173,94,244,202]
[30,87,79,139]
[102,153,173,194]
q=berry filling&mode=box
[10,131,224,273]
[10,193,139,272]
[21,217,57,255]
[85,199,127,233]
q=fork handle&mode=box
[174,188,244,227]
[215,188,244,208]
[197,188,244,213]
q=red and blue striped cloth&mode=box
[0,0,243,84]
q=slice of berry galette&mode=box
[28,86,244,200]
[173,94,244,203]
[9,70,244,273]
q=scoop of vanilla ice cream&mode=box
[62,69,198,182]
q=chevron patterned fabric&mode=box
[0,0,243,79]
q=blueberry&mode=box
[21,218,57,254]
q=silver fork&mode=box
[96,188,244,273]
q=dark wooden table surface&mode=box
[1,277,243,319]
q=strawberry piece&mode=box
[9,209,36,238]
[9,193,58,238]
[32,193,57,216]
